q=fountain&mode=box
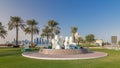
[22,32,108,60]
[39,34,89,55]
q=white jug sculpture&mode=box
[69,36,77,46]
[51,39,56,49]
[54,35,61,49]
[64,36,70,49]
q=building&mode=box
[95,39,103,46]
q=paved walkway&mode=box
[22,51,108,60]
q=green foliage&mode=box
[85,34,95,44]
[24,19,39,47]
[48,20,60,36]
[71,26,78,34]
[0,22,7,39]
[24,26,39,34]
[54,27,60,35]
[48,20,58,27]
[41,20,60,38]
[118,41,120,45]
[8,16,25,46]
[41,26,52,38]
[77,36,84,44]
[48,46,52,49]
[8,16,25,30]
[24,19,39,34]
[26,19,38,26]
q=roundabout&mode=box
[22,33,108,60]
[22,51,108,60]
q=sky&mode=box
[0,0,120,43]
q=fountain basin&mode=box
[39,49,89,55]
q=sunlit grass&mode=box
[0,47,120,68]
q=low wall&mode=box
[39,49,89,55]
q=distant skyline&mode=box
[1,0,120,43]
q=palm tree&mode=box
[48,20,59,38]
[41,26,52,41]
[71,26,78,42]
[8,16,25,47]
[0,22,7,39]
[24,19,39,47]
[48,20,58,29]
[41,20,60,42]
[54,26,60,35]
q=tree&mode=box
[24,19,39,47]
[41,20,60,39]
[118,41,120,45]
[85,34,95,44]
[8,16,25,47]
[41,26,52,40]
[48,20,59,38]
[41,20,60,46]
[71,26,78,42]
[77,36,84,45]
[48,20,58,30]
[54,26,60,35]
[0,22,7,39]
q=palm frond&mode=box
[0,22,2,26]
[24,26,39,35]
[0,28,7,39]
[8,22,15,30]
[24,27,31,34]
[19,23,26,30]
[71,26,78,34]
[8,16,25,30]
[33,26,39,34]
[27,19,38,26]
[48,20,58,27]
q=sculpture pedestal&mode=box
[39,49,89,55]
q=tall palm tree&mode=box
[48,20,59,38]
[24,19,39,47]
[48,20,58,29]
[8,16,25,47]
[0,22,7,39]
[41,20,60,46]
[71,26,78,42]
[41,26,52,41]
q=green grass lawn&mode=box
[0,47,120,68]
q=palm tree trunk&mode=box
[31,32,33,47]
[31,26,33,47]
[77,40,79,45]
[73,34,75,43]
[46,33,49,44]
[16,26,18,46]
